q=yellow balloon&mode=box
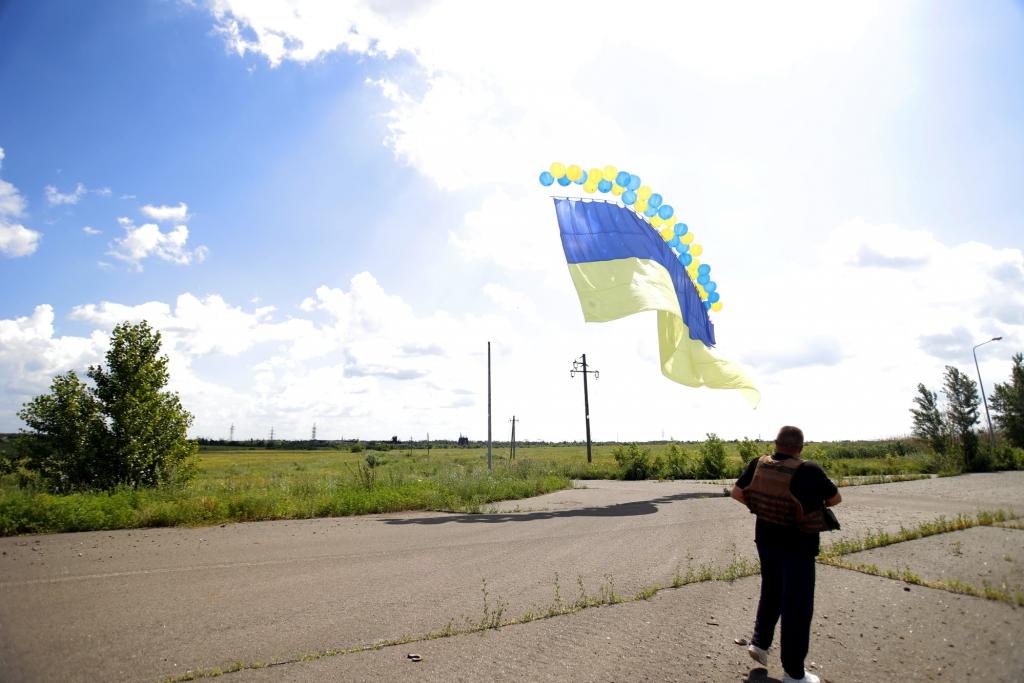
[550,162,566,178]
[583,182,598,193]
[634,198,649,213]
[637,185,652,200]
[681,232,694,244]
[658,226,674,241]
[711,301,723,312]
[588,167,602,182]
[690,244,703,257]
[602,165,617,182]
[612,184,625,196]
[566,164,582,182]
[650,215,664,227]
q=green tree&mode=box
[990,352,1024,449]
[943,365,981,470]
[15,371,107,491]
[17,321,197,491]
[910,383,947,454]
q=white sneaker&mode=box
[782,672,820,683]
[747,643,768,667]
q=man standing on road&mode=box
[730,426,842,683]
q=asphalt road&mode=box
[1,473,1021,682]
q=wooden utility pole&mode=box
[509,416,519,461]
[571,354,599,463]
[487,342,493,473]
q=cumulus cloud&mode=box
[108,216,208,270]
[82,226,101,235]
[141,202,189,222]
[45,183,87,206]
[0,146,41,257]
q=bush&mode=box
[663,444,690,479]
[613,444,661,480]
[696,433,727,479]
[350,442,364,453]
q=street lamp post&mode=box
[972,336,1002,452]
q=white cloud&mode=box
[45,183,87,206]
[82,225,101,235]
[108,216,208,270]
[141,202,189,222]
[94,187,113,197]
[0,222,42,257]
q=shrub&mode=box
[696,433,727,479]
[663,444,690,479]
[613,444,660,480]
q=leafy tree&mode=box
[990,352,1024,449]
[15,371,107,491]
[910,383,948,454]
[943,365,981,470]
[16,321,197,491]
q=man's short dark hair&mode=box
[775,425,804,452]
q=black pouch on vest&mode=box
[823,507,841,531]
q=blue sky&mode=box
[2,1,1023,441]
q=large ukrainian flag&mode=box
[555,198,760,407]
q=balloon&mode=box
[704,300,711,310]
[557,175,571,186]
[612,184,625,196]
[681,232,694,244]
[690,244,703,257]
[680,252,693,266]
[677,252,688,264]
[598,179,613,192]
[539,171,554,186]
[677,242,690,253]
[698,264,711,276]
[705,281,717,293]
[711,301,723,312]
[674,222,688,236]
[648,193,663,209]
[637,185,652,200]
[567,164,582,182]
[644,205,658,217]
[615,171,630,187]
[602,165,617,181]
[634,198,649,213]
[709,291,720,303]
[660,227,675,241]
[584,182,598,193]
[697,273,710,285]
[550,162,566,178]
[657,204,674,220]
[627,175,641,191]
[576,170,588,185]
[668,236,681,247]
[651,215,664,228]
[622,190,637,205]
[588,167,602,182]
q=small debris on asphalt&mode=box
[734,637,748,646]
[407,653,422,662]
[904,587,911,591]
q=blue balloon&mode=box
[705,281,717,293]
[703,300,711,310]
[674,222,689,236]
[677,242,690,253]
[598,179,613,192]
[622,190,637,205]
[709,291,720,303]
[698,264,711,276]
[648,193,663,209]
[680,252,693,266]
[657,204,674,220]
[668,236,681,248]
[575,170,588,185]
[627,175,641,191]
[615,171,630,187]
[539,171,554,186]
[557,175,571,186]
[697,273,710,285]
[644,206,658,217]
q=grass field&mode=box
[0,438,1010,536]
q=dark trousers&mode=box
[752,542,816,679]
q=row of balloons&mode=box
[540,163,723,312]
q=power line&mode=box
[570,354,599,463]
